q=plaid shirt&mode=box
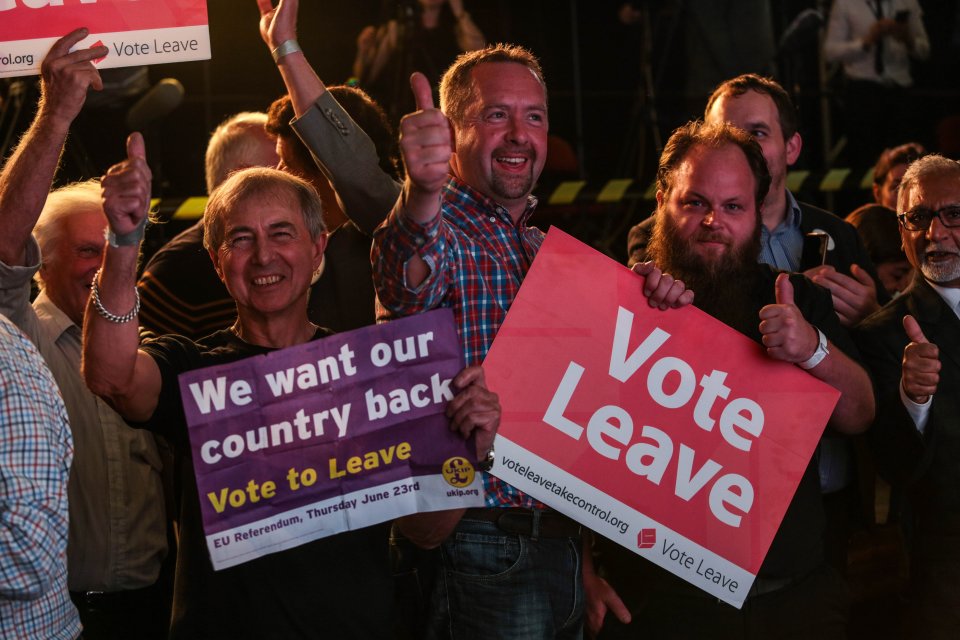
[0,313,81,640]
[372,177,545,508]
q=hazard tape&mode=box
[147,168,877,220]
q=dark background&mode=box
[3,0,959,261]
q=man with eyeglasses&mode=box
[855,153,960,637]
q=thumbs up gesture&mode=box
[901,315,940,403]
[758,273,821,364]
[399,72,452,221]
[100,132,152,241]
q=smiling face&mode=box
[655,143,760,265]
[40,207,107,326]
[900,172,960,288]
[449,62,548,220]
[211,190,326,321]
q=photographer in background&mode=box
[824,0,930,167]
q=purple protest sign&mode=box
[178,308,485,570]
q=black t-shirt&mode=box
[140,328,393,639]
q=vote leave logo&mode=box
[91,39,106,63]
[638,528,656,549]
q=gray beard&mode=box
[920,254,960,284]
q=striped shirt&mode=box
[372,177,545,508]
[0,313,81,640]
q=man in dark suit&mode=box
[854,154,960,639]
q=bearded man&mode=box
[588,120,874,640]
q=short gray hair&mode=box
[203,167,325,252]
[204,112,273,194]
[897,154,960,214]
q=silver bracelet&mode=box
[271,39,301,62]
[90,269,140,324]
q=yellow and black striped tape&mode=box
[147,168,877,220]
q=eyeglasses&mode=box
[898,206,960,231]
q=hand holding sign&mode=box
[445,366,500,457]
[400,72,452,222]
[902,314,940,404]
[39,28,108,124]
[759,273,820,364]
[631,261,694,310]
[101,133,152,239]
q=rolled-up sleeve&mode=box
[371,202,451,317]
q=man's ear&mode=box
[655,189,665,208]
[785,132,802,167]
[312,232,328,272]
[209,249,225,283]
[872,182,883,204]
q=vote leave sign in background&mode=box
[0,0,210,78]
[179,309,484,571]
[484,228,839,607]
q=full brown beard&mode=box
[646,211,762,337]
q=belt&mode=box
[464,507,582,539]
[70,582,161,610]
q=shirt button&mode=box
[415,237,424,246]
[489,216,496,222]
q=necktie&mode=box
[872,0,885,75]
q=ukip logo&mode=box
[441,456,474,488]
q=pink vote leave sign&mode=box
[484,227,840,608]
[0,0,210,78]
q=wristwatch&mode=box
[798,327,829,370]
[477,447,496,472]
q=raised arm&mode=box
[81,133,162,422]
[256,0,401,233]
[387,72,453,288]
[256,0,324,114]
[758,273,874,434]
[0,29,106,267]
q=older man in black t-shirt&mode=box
[82,148,500,639]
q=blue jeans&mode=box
[427,517,584,640]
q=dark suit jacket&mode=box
[854,276,960,634]
[626,200,887,303]
[855,277,960,514]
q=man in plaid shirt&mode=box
[372,44,687,639]
[0,312,81,639]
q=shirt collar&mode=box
[928,281,960,319]
[447,176,539,228]
[33,289,78,340]
[783,190,803,228]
